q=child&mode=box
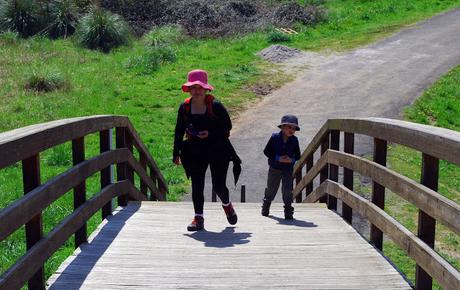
[261,115,301,219]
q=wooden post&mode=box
[305,154,313,198]
[212,190,217,202]
[72,137,87,248]
[241,184,246,203]
[415,153,439,290]
[100,130,112,219]
[370,138,387,250]
[149,165,158,201]
[22,154,44,290]
[116,127,128,206]
[125,131,135,195]
[342,132,354,224]
[140,154,148,197]
[295,169,302,203]
[319,133,330,203]
[328,130,339,210]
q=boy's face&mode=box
[281,125,297,137]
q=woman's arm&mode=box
[173,104,186,162]
[209,101,232,138]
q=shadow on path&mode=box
[268,215,318,228]
[48,204,139,290]
[184,227,252,248]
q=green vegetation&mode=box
[384,65,460,289]
[1,0,460,287]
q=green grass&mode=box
[1,0,460,287]
[385,65,460,289]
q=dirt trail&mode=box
[184,8,460,204]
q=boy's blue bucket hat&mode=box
[278,115,300,131]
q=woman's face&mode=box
[189,85,206,98]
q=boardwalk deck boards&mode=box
[47,202,411,289]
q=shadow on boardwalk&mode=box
[184,227,252,248]
[268,215,318,228]
[48,204,140,290]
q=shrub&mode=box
[143,25,186,47]
[267,30,291,43]
[25,69,69,92]
[126,44,177,75]
[75,8,131,52]
[45,0,79,38]
[0,0,43,37]
[273,2,326,27]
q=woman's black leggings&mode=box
[190,158,230,215]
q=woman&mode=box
[173,69,238,231]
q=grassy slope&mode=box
[1,0,459,285]
[384,65,460,289]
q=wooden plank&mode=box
[21,154,44,290]
[320,134,329,204]
[307,181,460,290]
[47,202,411,290]
[294,121,329,174]
[415,153,439,290]
[342,132,354,224]
[116,127,128,207]
[292,151,328,199]
[370,138,387,250]
[328,130,339,210]
[72,137,87,248]
[100,130,112,220]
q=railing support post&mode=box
[241,184,246,203]
[140,154,148,197]
[148,165,158,201]
[100,130,112,219]
[116,127,128,206]
[295,168,302,203]
[72,137,87,248]
[305,154,314,199]
[320,133,330,203]
[342,132,354,224]
[212,190,217,202]
[22,154,44,290]
[328,130,339,210]
[415,153,439,290]
[370,138,387,250]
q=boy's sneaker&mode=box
[261,200,271,216]
[222,202,238,225]
[187,216,204,231]
[284,205,294,220]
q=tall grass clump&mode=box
[267,30,291,43]
[25,69,69,93]
[45,0,79,39]
[75,7,131,52]
[0,0,43,37]
[143,25,187,47]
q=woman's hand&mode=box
[197,130,209,139]
[174,156,181,165]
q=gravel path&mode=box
[183,8,460,204]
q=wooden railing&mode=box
[292,118,460,290]
[0,115,168,290]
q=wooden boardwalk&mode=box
[47,202,411,289]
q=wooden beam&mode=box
[342,132,354,224]
[100,130,112,220]
[72,137,87,248]
[370,138,387,250]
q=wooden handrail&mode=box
[0,181,143,290]
[304,180,460,290]
[0,148,159,242]
[293,150,460,235]
[0,115,168,192]
[294,118,460,174]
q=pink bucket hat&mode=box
[182,69,214,92]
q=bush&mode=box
[0,0,43,37]
[75,8,131,52]
[267,30,291,43]
[45,0,79,38]
[25,69,69,92]
[126,44,177,75]
[143,25,187,47]
[273,2,326,27]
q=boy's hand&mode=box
[279,155,292,163]
[197,130,209,139]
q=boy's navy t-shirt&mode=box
[263,131,301,171]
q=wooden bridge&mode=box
[0,116,459,289]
